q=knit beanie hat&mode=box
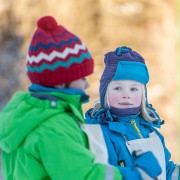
[26,16,94,86]
[99,46,149,107]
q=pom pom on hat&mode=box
[116,46,132,55]
[114,46,145,63]
[26,16,94,86]
[37,16,58,31]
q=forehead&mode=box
[110,80,141,86]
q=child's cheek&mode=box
[133,94,142,106]
[108,93,120,105]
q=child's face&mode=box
[107,80,142,109]
[69,77,89,91]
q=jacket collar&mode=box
[28,84,89,104]
[86,108,162,135]
[28,84,86,123]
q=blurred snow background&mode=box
[0,0,179,179]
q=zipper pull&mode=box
[130,119,143,139]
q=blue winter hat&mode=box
[99,46,149,107]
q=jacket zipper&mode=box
[130,119,143,138]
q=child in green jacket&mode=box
[0,16,122,180]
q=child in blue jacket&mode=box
[85,46,179,180]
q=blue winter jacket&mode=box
[85,108,177,180]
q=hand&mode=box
[132,151,162,179]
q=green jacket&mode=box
[0,91,122,180]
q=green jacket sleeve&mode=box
[38,133,121,180]
[25,115,122,180]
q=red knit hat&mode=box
[26,16,94,86]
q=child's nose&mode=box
[122,93,130,99]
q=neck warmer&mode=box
[28,84,89,103]
[110,106,141,117]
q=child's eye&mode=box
[114,87,122,91]
[130,87,138,92]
